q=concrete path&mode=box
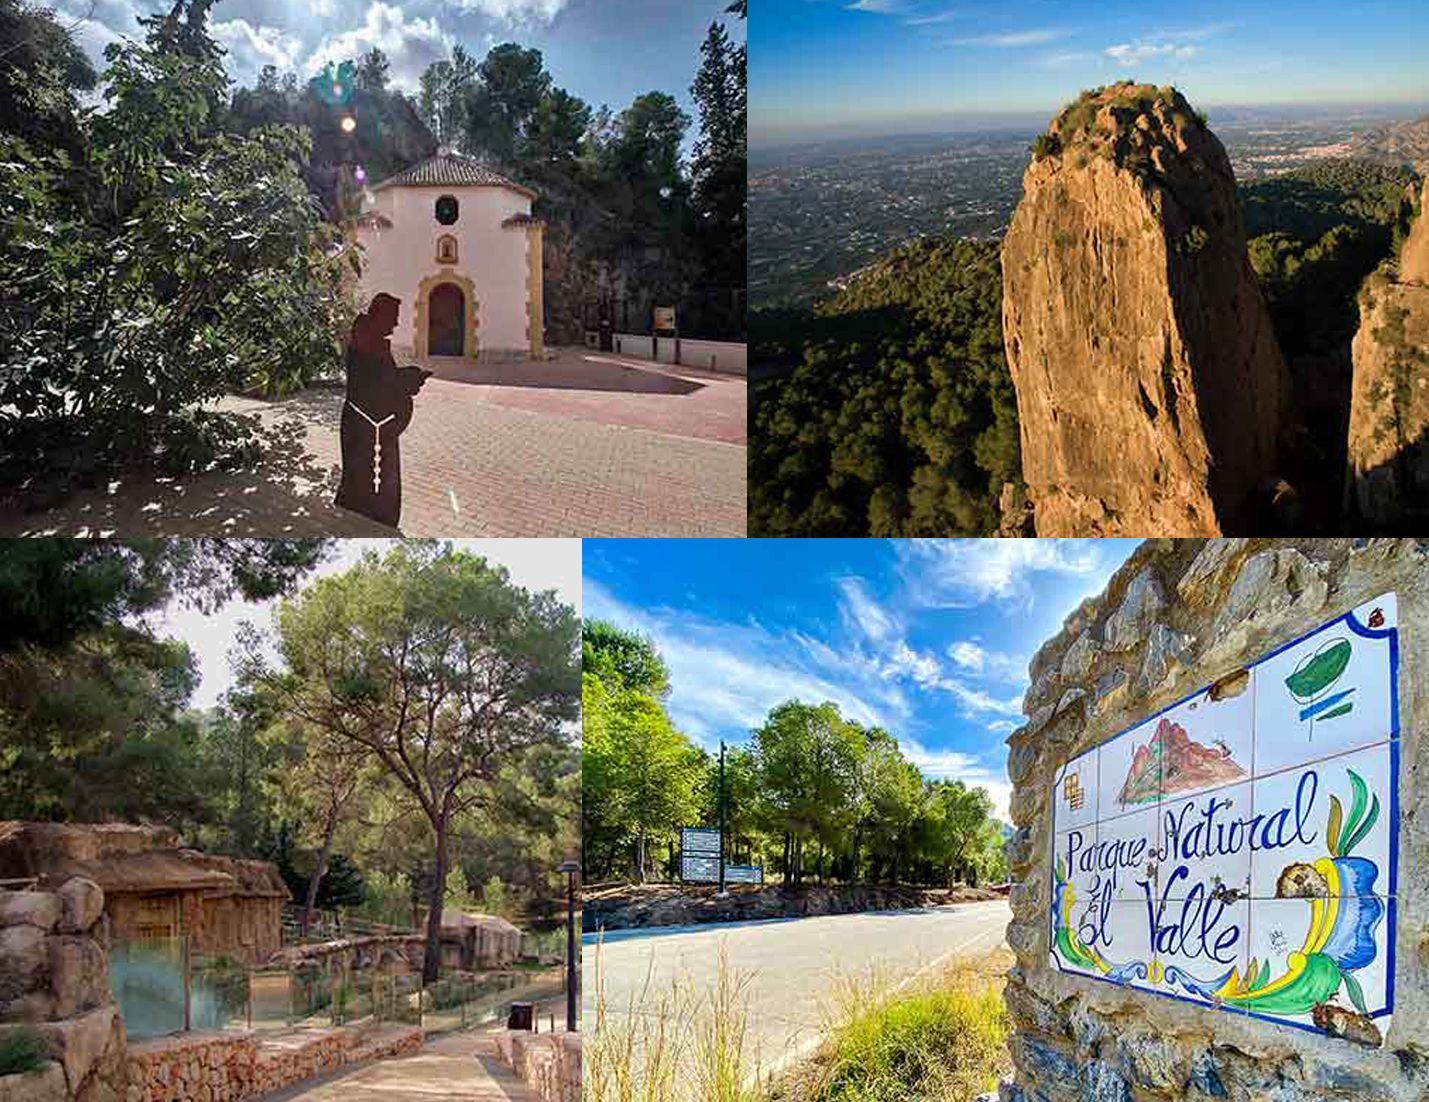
[585,900,1011,1091]
[260,1030,542,1102]
[0,348,746,538]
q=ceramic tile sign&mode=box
[1050,595,1398,1044]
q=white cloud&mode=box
[946,639,1026,683]
[845,0,902,12]
[905,9,961,26]
[835,575,899,645]
[450,0,567,21]
[894,539,1105,610]
[899,737,1011,820]
[1105,40,1200,67]
[951,28,1070,47]
[304,1,454,90]
[212,19,304,81]
[583,580,903,747]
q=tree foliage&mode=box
[266,541,579,979]
[751,238,1018,536]
[0,538,326,822]
[0,2,356,484]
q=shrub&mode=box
[1182,225,1211,254]
[1195,108,1209,127]
[804,964,1010,1101]
[0,1029,50,1077]
[1031,132,1057,161]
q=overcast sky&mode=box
[150,538,581,709]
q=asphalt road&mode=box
[583,900,1012,1092]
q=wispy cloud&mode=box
[946,639,1026,683]
[835,575,900,645]
[1105,40,1200,66]
[899,736,1012,819]
[1103,21,1233,68]
[893,539,1106,611]
[950,27,1071,47]
[905,7,961,25]
[845,0,902,12]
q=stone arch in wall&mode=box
[413,270,479,360]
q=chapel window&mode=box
[435,195,459,225]
[436,235,459,264]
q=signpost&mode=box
[1049,594,1399,1041]
[653,305,678,365]
[725,865,763,885]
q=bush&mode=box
[0,15,354,486]
[0,1029,50,1077]
[802,966,1009,1101]
[1031,132,1057,161]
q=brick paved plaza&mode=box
[0,349,746,537]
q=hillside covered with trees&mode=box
[581,619,1008,889]
[751,156,1421,536]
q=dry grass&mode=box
[584,935,763,1102]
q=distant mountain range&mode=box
[1349,114,1429,170]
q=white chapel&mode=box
[354,149,544,361]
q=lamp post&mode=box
[557,859,580,1032]
[716,740,728,898]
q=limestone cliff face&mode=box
[1002,84,1288,536]
[1346,178,1429,524]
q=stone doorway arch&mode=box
[414,270,479,359]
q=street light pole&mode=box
[557,859,580,1032]
[716,740,728,897]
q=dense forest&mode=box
[0,0,745,488]
[581,619,1008,889]
[751,157,1422,536]
[0,540,581,971]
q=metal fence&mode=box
[110,935,565,1042]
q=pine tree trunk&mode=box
[300,809,340,937]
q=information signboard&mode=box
[725,865,763,885]
[1049,594,1399,1040]
[681,855,720,883]
[681,827,721,856]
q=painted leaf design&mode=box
[1327,794,1343,857]
[1346,769,1368,843]
[1341,793,1380,857]
[1284,638,1352,700]
[1343,972,1368,1016]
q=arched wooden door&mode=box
[428,282,465,356]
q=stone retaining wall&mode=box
[125,1023,422,1102]
[492,1030,580,1102]
[0,878,127,1102]
[1003,539,1428,1102]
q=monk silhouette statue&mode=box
[335,294,432,527]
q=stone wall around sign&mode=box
[492,1030,580,1102]
[1003,538,1428,1102]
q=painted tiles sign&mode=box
[1050,595,1399,1043]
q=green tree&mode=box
[689,6,746,306]
[356,47,391,93]
[418,45,479,146]
[0,539,325,822]
[582,619,670,696]
[268,542,579,981]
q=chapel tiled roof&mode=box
[371,150,536,198]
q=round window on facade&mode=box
[435,195,459,225]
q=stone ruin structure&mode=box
[0,824,288,966]
[1002,538,1426,1102]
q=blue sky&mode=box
[583,538,1141,820]
[753,0,1429,146]
[54,0,737,134]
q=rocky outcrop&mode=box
[1346,178,1429,525]
[0,880,127,1102]
[1002,83,1289,535]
